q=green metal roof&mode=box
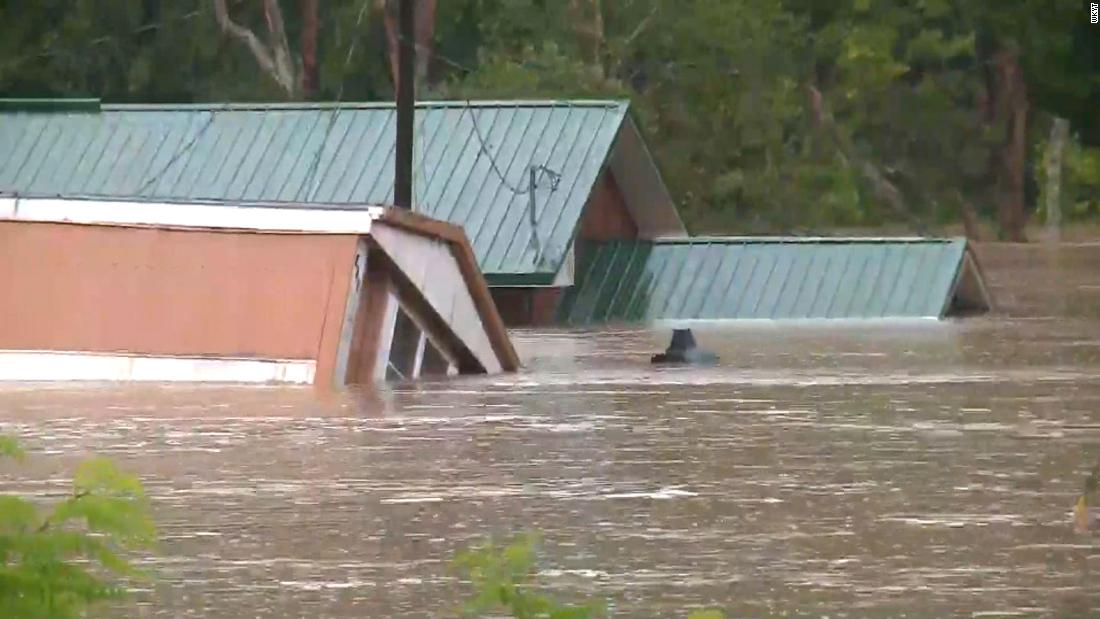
[0,100,637,282]
[557,237,991,324]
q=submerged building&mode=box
[558,237,992,324]
[0,99,993,332]
[0,195,519,386]
[0,98,686,325]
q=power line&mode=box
[100,2,372,199]
[402,35,566,265]
[297,0,372,202]
[137,108,218,195]
[430,37,563,265]
[393,34,565,195]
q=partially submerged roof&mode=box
[0,99,684,285]
[0,195,520,374]
[557,237,992,325]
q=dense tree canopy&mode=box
[1,0,1097,238]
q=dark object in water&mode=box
[651,329,719,365]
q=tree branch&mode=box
[807,84,918,227]
[213,0,296,97]
[622,2,659,49]
[262,0,297,95]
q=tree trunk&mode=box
[959,194,983,241]
[380,0,399,89]
[993,49,1029,242]
[807,84,916,228]
[568,0,606,73]
[299,0,319,98]
[381,0,435,90]
[1043,117,1070,242]
[414,0,436,86]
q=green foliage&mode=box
[0,0,1097,232]
[0,436,155,619]
[1035,127,1100,221]
[0,437,24,460]
[452,532,605,619]
[439,42,628,101]
[452,533,727,619]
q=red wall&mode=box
[578,171,638,242]
[0,221,357,385]
[491,287,563,327]
[491,169,638,326]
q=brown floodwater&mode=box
[1,245,1100,618]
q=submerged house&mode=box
[0,195,519,386]
[0,99,993,329]
[557,237,992,324]
[0,98,687,325]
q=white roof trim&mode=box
[551,244,575,287]
[0,197,384,234]
[0,350,315,384]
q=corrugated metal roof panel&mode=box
[0,100,631,281]
[557,237,987,324]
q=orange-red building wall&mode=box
[0,221,357,385]
[492,170,638,326]
[578,171,638,243]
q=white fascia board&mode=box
[0,350,316,384]
[0,196,384,234]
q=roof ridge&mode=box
[99,99,630,112]
[646,236,962,244]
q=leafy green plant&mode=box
[453,532,603,619]
[0,436,155,619]
[452,532,725,619]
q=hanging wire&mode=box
[137,108,218,195]
[396,32,566,196]
[15,9,569,267]
[391,31,566,267]
[297,0,372,202]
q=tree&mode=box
[299,0,319,96]
[0,436,155,619]
[1,0,1098,236]
[379,0,437,90]
[213,0,303,98]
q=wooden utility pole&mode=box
[394,0,415,209]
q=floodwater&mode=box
[2,248,1100,618]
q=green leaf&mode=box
[0,436,25,461]
[0,495,40,532]
[73,457,146,499]
[0,439,155,619]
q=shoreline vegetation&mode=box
[1,1,1096,239]
[0,437,155,619]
